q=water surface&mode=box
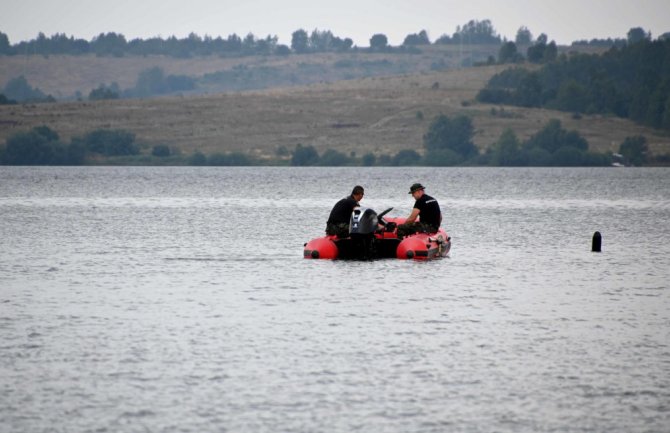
[1,167,669,432]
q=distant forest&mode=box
[478,37,670,132]
[2,19,659,59]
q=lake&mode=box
[1,166,669,432]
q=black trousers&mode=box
[326,222,350,238]
[396,222,437,239]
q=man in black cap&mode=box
[397,183,442,239]
[326,185,364,237]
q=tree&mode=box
[84,129,138,156]
[527,34,556,63]
[543,41,558,63]
[552,146,585,166]
[275,44,291,56]
[525,119,565,154]
[134,67,167,97]
[453,19,501,44]
[241,33,256,54]
[490,129,521,166]
[361,153,376,166]
[224,34,243,53]
[391,149,421,165]
[524,119,588,155]
[0,93,17,105]
[3,76,47,102]
[151,145,171,157]
[138,67,164,94]
[1,127,83,165]
[555,79,589,112]
[663,95,670,130]
[619,135,648,166]
[33,125,59,142]
[165,74,196,92]
[0,31,10,54]
[476,67,531,104]
[291,29,309,53]
[91,32,127,56]
[369,34,388,51]
[527,34,545,62]
[498,41,521,63]
[188,151,207,166]
[423,114,477,159]
[291,144,319,165]
[309,29,333,52]
[627,27,650,45]
[434,34,452,44]
[644,81,670,128]
[2,131,51,164]
[334,37,353,52]
[403,30,430,46]
[522,146,552,166]
[319,149,350,166]
[515,27,532,45]
[422,148,464,166]
[89,84,120,100]
[514,72,543,107]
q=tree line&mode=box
[478,37,670,132]
[0,126,140,165]
[3,19,646,59]
[291,114,658,167]
[0,20,503,58]
[3,114,658,166]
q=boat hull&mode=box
[304,216,450,261]
[396,230,451,260]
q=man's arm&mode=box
[405,208,420,224]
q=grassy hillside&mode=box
[1,45,668,162]
[0,45,505,98]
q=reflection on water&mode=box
[1,167,669,432]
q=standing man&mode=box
[326,185,365,238]
[397,183,442,239]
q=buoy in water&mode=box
[592,231,602,252]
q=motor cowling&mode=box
[349,207,378,235]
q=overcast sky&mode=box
[2,0,669,47]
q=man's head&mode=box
[351,185,364,201]
[409,183,425,198]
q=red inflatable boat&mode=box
[304,207,451,260]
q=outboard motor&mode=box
[345,207,379,259]
[349,207,378,235]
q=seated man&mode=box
[397,183,442,239]
[326,185,364,238]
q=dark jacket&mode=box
[327,195,359,225]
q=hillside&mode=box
[0,45,507,98]
[2,63,668,161]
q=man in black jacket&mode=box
[326,185,364,237]
[397,183,442,239]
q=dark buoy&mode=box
[592,231,602,252]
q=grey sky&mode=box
[2,0,669,46]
